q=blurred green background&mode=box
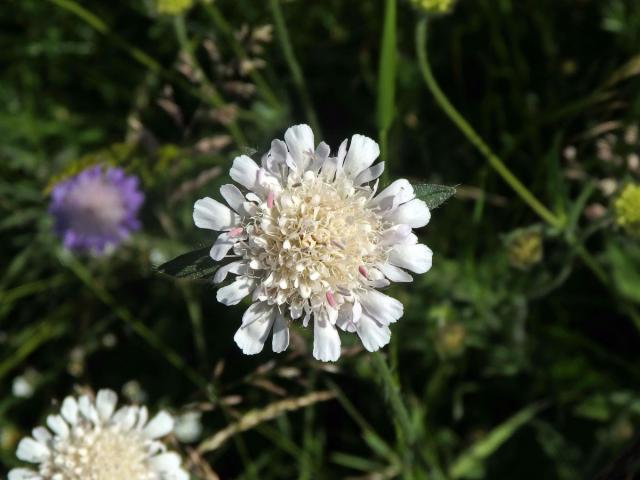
[2,0,640,478]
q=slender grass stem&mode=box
[61,252,212,394]
[415,18,564,230]
[269,0,321,136]
[202,3,280,109]
[372,351,416,475]
[46,0,246,146]
[377,0,397,183]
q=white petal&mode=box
[193,197,240,231]
[113,406,137,430]
[313,311,341,362]
[60,396,78,425]
[230,155,260,190]
[144,411,174,439]
[389,244,433,274]
[46,415,69,438]
[96,389,118,421]
[240,301,274,327]
[356,313,391,352]
[380,224,413,246]
[284,124,314,172]
[216,276,255,306]
[234,308,276,355]
[148,451,182,472]
[220,184,246,214]
[343,134,380,179]
[359,289,404,325]
[353,162,385,185]
[378,263,413,282]
[31,427,51,445]
[16,438,49,463]
[8,468,41,480]
[272,312,290,353]
[309,141,331,172]
[213,261,245,284]
[369,178,415,210]
[387,198,431,228]
[210,232,237,261]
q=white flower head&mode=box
[9,389,188,480]
[194,124,432,361]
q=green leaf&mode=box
[449,403,542,479]
[377,0,396,134]
[156,248,218,280]
[414,184,457,209]
[606,239,640,303]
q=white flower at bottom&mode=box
[9,389,188,480]
[194,124,433,361]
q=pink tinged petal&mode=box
[144,411,174,439]
[234,306,276,354]
[217,276,255,306]
[356,313,392,352]
[193,197,240,231]
[353,162,385,186]
[8,468,41,480]
[220,184,246,214]
[272,313,290,353]
[267,190,275,208]
[46,415,69,438]
[210,232,236,261]
[230,155,260,190]
[213,261,245,284]
[359,289,404,325]
[148,452,182,472]
[16,438,50,463]
[358,265,369,279]
[387,198,431,228]
[229,226,244,237]
[378,263,414,282]
[369,178,415,210]
[389,244,433,274]
[343,134,380,179]
[284,124,314,172]
[326,290,338,309]
[96,389,118,421]
[313,311,341,362]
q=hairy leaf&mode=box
[414,184,457,209]
[156,248,218,280]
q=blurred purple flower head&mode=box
[49,165,144,254]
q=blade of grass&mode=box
[269,0,321,136]
[377,0,397,180]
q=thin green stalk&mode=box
[202,3,280,109]
[269,0,321,136]
[377,0,397,182]
[47,0,246,146]
[61,253,212,394]
[372,351,416,474]
[415,18,564,230]
[173,16,247,145]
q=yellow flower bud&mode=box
[409,0,456,14]
[506,227,543,270]
[615,183,640,236]
[156,0,194,15]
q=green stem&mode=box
[372,351,415,473]
[47,0,246,146]
[415,18,564,230]
[61,253,212,394]
[202,3,280,109]
[377,0,397,183]
[173,16,247,145]
[269,0,321,136]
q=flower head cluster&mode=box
[9,389,188,480]
[194,124,432,361]
[49,165,144,254]
[410,0,456,15]
[615,183,640,236]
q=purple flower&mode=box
[49,165,144,254]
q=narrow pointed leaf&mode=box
[156,248,218,280]
[414,183,457,209]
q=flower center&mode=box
[65,178,127,235]
[42,424,154,480]
[239,171,387,310]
